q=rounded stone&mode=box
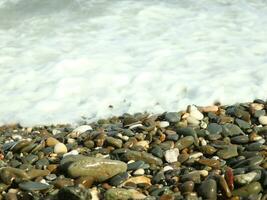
[46,137,60,147]
[198,179,217,199]
[164,148,179,163]
[63,156,127,182]
[207,123,222,135]
[54,143,68,154]
[258,115,267,125]
[164,112,181,123]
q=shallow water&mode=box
[1,0,267,126]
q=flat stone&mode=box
[127,160,147,171]
[207,123,222,135]
[199,145,217,155]
[125,150,163,166]
[234,171,258,185]
[62,155,127,182]
[109,172,129,186]
[217,145,238,159]
[19,181,51,191]
[231,135,249,144]
[197,159,220,169]
[235,118,250,129]
[222,123,244,137]
[165,112,181,123]
[175,136,194,150]
[232,182,262,197]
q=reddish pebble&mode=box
[225,167,234,191]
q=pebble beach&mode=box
[0,100,266,199]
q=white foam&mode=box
[1,0,267,126]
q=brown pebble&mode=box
[197,159,220,169]
[160,194,174,200]
[102,183,112,190]
[47,164,58,173]
[54,178,74,189]
[46,137,60,147]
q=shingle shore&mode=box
[0,100,266,200]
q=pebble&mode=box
[232,182,262,197]
[189,106,204,120]
[164,148,179,163]
[133,168,145,176]
[54,142,68,154]
[258,115,267,125]
[125,150,163,166]
[198,179,217,200]
[222,123,244,137]
[63,156,127,181]
[234,171,258,185]
[175,136,194,150]
[105,188,146,200]
[217,145,238,159]
[164,112,181,123]
[46,137,60,147]
[159,121,170,128]
[207,123,222,135]
[73,125,92,133]
[18,181,51,191]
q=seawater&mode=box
[1,0,267,126]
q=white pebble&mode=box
[163,166,174,172]
[259,115,267,125]
[164,148,179,163]
[54,143,68,154]
[11,134,22,140]
[189,105,204,120]
[133,168,145,176]
[187,116,200,125]
[73,125,92,133]
[189,152,203,159]
[67,138,76,144]
[159,121,170,128]
[211,156,220,160]
[200,121,207,129]
[199,137,207,146]
[129,124,143,129]
[63,149,79,157]
[52,129,61,135]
